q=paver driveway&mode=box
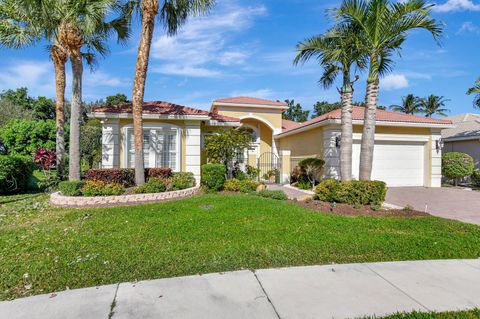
[386,187,480,225]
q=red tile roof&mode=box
[282,119,302,131]
[91,101,240,122]
[214,96,288,107]
[280,106,452,135]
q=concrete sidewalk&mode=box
[1,259,480,319]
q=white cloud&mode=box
[433,0,480,12]
[381,74,409,91]
[0,60,55,96]
[457,21,480,34]
[151,1,267,77]
[230,88,278,99]
[86,71,129,87]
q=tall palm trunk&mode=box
[359,72,379,181]
[68,50,83,181]
[50,44,67,179]
[340,78,354,181]
[132,0,159,185]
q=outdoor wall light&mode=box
[335,136,341,148]
[436,138,444,151]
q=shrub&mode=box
[298,158,325,186]
[58,181,85,196]
[146,168,173,180]
[471,170,480,187]
[201,164,226,192]
[290,165,308,184]
[246,165,260,179]
[256,189,288,200]
[224,178,242,192]
[315,179,387,207]
[84,168,173,187]
[297,180,312,190]
[171,172,196,190]
[81,180,124,197]
[135,178,167,194]
[223,178,260,193]
[0,155,34,194]
[0,119,56,155]
[442,152,474,185]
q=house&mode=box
[442,113,480,169]
[90,97,453,187]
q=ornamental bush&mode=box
[171,172,196,190]
[442,152,474,185]
[201,164,226,192]
[298,158,325,186]
[83,168,173,187]
[135,178,167,194]
[146,168,173,180]
[256,189,288,200]
[0,154,34,194]
[81,180,124,197]
[315,179,387,208]
[58,181,85,196]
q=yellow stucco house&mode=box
[90,96,452,187]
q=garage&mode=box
[352,140,426,187]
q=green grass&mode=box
[1,193,480,300]
[365,309,480,318]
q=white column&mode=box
[185,124,202,184]
[430,130,443,187]
[280,150,291,184]
[323,128,341,179]
[101,120,119,169]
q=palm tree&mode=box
[294,25,365,181]
[467,78,480,109]
[420,95,449,117]
[390,94,423,114]
[131,0,215,185]
[0,1,68,177]
[336,0,443,181]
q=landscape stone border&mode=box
[50,186,200,208]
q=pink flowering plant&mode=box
[33,148,59,190]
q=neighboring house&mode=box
[442,113,480,169]
[90,97,452,187]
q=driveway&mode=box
[386,187,480,225]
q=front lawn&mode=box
[1,193,480,300]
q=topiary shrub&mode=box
[81,180,124,197]
[471,170,480,187]
[58,181,85,196]
[442,152,474,185]
[256,189,288,200]
[201,164,226,192]
[171,172,196,190]
[134,178,167,194]
[0,155,35,194]
[315,179,387,208]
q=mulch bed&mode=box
[295,200,429,217]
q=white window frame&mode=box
[122,123,181,171]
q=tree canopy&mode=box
[282,99,310,122]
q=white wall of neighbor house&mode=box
[184,123,202,184]
[101,120,120,169]
[430,130,443,187]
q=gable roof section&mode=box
[213,96,288,107]
[90,101,240,123]
[282,119,302,131]
[277,106,452,137]
[442,113,480,141]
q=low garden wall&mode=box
[50,185,200,208]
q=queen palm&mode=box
[467,78,480,109]
[420,95,449,117]
[390,94,423,114]
[337,0,443,181]
[294,25,365,181]
[130,0,215,185]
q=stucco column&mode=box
[185,124,201,184]
[280,150,291,184]
[101,119,119,169]
[323,128,341,179]
[430,130,443,187]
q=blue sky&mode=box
[0,0,479,116]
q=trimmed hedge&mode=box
[0,155,34,194]
[135,178,167,194]
[201,164,226,192]
[81,180,124,197]
[58,181,85,196]
[442,152,474,183]
[171,172,196,190]
[256,189,288,200]
[224,178,260,193]
[315,179,387,207]
[83,168,172,187]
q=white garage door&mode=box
[352,141,425,187]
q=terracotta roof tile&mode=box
[282,119,302,131]
[91,101,240,122]
[280,106,452,135]
[214,96,287,107]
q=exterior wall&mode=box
[101,120,120,168]
[322,126,341,179]
[429,129,443,187]
[276,128,324,158]
[215,106,283,131]
[184,123,201,183]
[444,140,480,169]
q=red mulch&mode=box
[295,200,429,217]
